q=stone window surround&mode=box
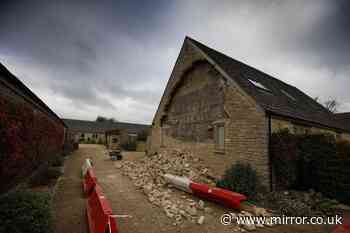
[213,119,225,153]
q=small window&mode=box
[215,125,225,151]
[281,90,296,101]
[248,79,271,92]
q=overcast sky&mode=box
[1,0,349,124]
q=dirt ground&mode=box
[53,144,338,233]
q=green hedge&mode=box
[271,129,350,204]
[0,190,53,233]
[50,155,64,167]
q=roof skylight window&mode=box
[281,89,296,101]
[248,79,271,92]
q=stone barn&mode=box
[148,37,350,189]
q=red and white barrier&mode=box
[331,218,350,233]
[86,184,119,233]
[164,174,192,193]
[164,173,247,210]
[83,168,97,196]
[82,158,93,177]
[82,160,120,233]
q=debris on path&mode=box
[117,149,271,231]
[117,149,217,225]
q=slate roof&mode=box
[334,113,350,131]
[0,62,66,127]
[63,118,149,134]
[187,37,347,132]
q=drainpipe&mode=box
[267,114,273,191]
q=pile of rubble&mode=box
[257,189,345,217]
[116,149,217,225]
[116,149,273,231]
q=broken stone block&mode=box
[197,216,205,225]
[198,200,205,209]
[240,211,252,216]
[186,206,197,216]
[253,207,270,217]
[204,207,212,214]
[165,210,174,218]
[242,223,256,231]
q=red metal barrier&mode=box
[83,168,97,196]
[190,182,247,209]
[331,218,350,233]
[86,184,119,233]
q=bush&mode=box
[29,165,50,187]
[0,190,53,233]
[216,162,261,199]
[29,165,62,187]
[50,155,64,167]
[46,167,63,179]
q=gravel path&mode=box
[53,144,337,233]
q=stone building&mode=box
[63,118,149,144]
[148,37,350,189]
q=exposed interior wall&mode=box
[149,39,208,154]
[162,62,225,142]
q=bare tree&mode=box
[313,97,340,113]
[323,99,340,113]
[96,116,118,123]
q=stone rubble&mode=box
[117,149,218,225]
[197,215,205,225]
[117,149,269,231]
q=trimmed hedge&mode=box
[50,155,64,167]
[271,129,350,204]
[0,190,53,233]
[0,95,65,192]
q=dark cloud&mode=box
[1,0,349,123]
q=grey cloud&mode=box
[1,0,350,123]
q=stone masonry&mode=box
[149,39,270,187]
